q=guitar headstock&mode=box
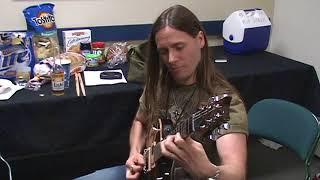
[190,93,232,137]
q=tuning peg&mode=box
[220,123,230,130]
[205,118,213,123]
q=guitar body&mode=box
[142,158,172,180]
[143,118,173,180]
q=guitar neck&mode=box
[171,106,214,138]
[152,107,214,162]
[152,142,162,163]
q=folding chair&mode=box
[248,99,320,180]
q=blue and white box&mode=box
[223,9,271,54]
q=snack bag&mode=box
[0,32,35,80]
[23,3,59,62]
[106,42,128,68]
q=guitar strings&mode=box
[170,109,224,137]
[174,106,224,133]
[168,97,228,136]
[173,108,216,133]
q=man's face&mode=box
[155,26,205,85]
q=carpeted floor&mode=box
[248,137,320,180]
[2,136,320,180]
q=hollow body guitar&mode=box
[142,94,232,180]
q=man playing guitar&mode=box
[126,4,248,180]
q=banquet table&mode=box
[0,46,319,179]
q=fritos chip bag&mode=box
[23,3,59,62]
[0,32,35,80]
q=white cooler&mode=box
[223,8,271,54]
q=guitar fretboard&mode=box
[170,106,218,138]
[153,104,222,162]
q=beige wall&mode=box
[269,0,320,79]
[1,0,273,30]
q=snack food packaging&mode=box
[0,32,35,81]
[32,32,59,61]
[106,42,128,68]
[23,3,60,61]
[33,52,86,78]
[62,29,91,53]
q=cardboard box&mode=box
[62,29,91,53]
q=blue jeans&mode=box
[74,165,126,180]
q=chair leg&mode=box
[306,164,311,180]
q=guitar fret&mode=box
[181,122,184,136]
[182,121,186,137]
[187,120,190,136]
[154,143,162,162]
[188,116,192,134]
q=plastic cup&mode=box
[15,65,31,87]
[55,59,71,88]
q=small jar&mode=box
[80,42,91,56]
[85,53,100,67]
[91,42,106,64]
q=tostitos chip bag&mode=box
[23,3,60,62]
[23,3,56,33]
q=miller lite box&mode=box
[62,29,92,53]
[0,32,35,80]
[223,8,271,54]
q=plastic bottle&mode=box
[51,58,65,96]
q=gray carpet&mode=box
[3,136,320,180]
[248,137,320,180]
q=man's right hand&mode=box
[126,152,145,180]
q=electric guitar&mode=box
[143,94,232,180]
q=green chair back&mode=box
[248,99,320,180]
